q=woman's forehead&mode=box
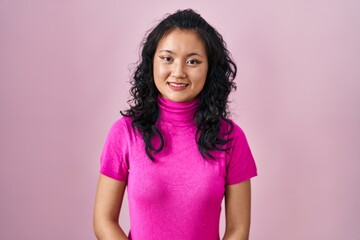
[156,28,207,55]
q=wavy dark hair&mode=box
[121,9,237,161]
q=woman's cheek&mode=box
[156,64,169,79]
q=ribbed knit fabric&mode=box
[100,96,258,240]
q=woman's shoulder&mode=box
[107,116,133,136]
[220,118,246,137]
[112,115,132,126]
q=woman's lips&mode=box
[167,82,189,90]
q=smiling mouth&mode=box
[168,82,189,87]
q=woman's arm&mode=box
[93,174,128,240]
[222,179,252,240]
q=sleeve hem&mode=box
[100,168,128,182]
[225,171,258,185]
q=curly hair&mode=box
[121,9,237,161]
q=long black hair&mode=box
[121,9,237,161]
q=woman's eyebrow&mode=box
[158,49,205,58]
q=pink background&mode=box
[1,0,359,239]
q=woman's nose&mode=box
[171,61,187,79]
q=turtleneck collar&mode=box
[157,95,199,126]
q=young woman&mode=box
[94,9,258,240]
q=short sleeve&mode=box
[99,118,129,182]
[225,121,258,185]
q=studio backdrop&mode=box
[0,0,359,239]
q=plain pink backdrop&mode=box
[1,0,359,239]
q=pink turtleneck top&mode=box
[99,96,257,240]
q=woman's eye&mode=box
[187,59,200,65]
[160,56,173,62]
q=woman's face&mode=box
[153,28,208,102]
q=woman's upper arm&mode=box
[223,179,252,240]
[94,174,127,223]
